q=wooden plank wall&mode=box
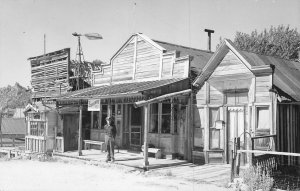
[255,75,272,103]
[173,56,189,78]
[92,34,191,87]
[30,48,70,95]
[93,65,112,86]
[135,37,161,80]
[276,103,300,165]
[161,52,175,79]
[112,39,135,82]
[210,51,252,79]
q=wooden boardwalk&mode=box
[54,149,231,187]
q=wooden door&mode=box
[63,114,78,151]
[129,106,142,147]
[227,107,244,163]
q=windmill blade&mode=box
[84,33,103,40]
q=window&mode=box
[161,103,171,134]
[255,106,270,149]
[101,105,108,129]
[173,104,178,134]
[209,108,220,149]
[194,106,204,149]
[256,107,270,134]
[150,103,159,133]
[93,111,99,129]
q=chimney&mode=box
[204,29,214,52]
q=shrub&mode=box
[241,165,274,191]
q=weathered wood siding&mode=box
[135,37,161,79]
[93,65,112,86]
[276,103,300,165]
[209,85,223,105]
[173,56,190,78]
[255,75,272,103]
[161,52,175,79]
[112,39,135,82]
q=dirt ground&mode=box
[0,157,230,191]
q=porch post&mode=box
[143,103,150,169]
[78,105,83,156]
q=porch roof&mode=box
[56,78,188,100]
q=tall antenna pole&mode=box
[44,34,46,54]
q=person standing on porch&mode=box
[104,116,116,162]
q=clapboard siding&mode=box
[135,39,161,79]
[196,85,206,105]
[162,53,174,78]
[173,57,189,78]
[112,41,135,82]
[255,75,271,102]
[211,51,252,78]
[209,85,224,104]
[93,65,112,86]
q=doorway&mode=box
[63,114,79,152]
[227,107,244,163]
[129,106,142,148]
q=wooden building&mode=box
[24,102,58,153]
[25,48,72,153]
[192,39,300,164]
[56,33,213,161]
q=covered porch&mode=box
[54,78,193,168]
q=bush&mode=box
[241,165,274,191]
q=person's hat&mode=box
[106,116,113,121]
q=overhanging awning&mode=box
[56,78,188,101]
[134,89,192,108]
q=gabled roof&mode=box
[1,118,26,135]
[111,33,166,61]
[193,39,300,101]
[154,40,213,74]
[24,102,56,113]
[57,78,188,100]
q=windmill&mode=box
[72,32,103,90]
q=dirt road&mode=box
[0,158,229,191]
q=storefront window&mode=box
[150,103,158,133]
[161,103,171,134]
[93,111,99,129]
[101,105,108,129]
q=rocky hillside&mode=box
[0,83,32,111]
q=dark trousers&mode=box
[105,136,115,160]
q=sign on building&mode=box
[88,99,101,111]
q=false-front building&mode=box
[56,33,212,161]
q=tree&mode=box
[233,25,300,60]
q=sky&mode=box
[0,0,299,88]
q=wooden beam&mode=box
[78,105,83,156]
[238,149,300,157]
[134,89,192,108]
[143,104,150,169]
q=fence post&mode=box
[230,138,237,182]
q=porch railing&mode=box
[25,136,46,153]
